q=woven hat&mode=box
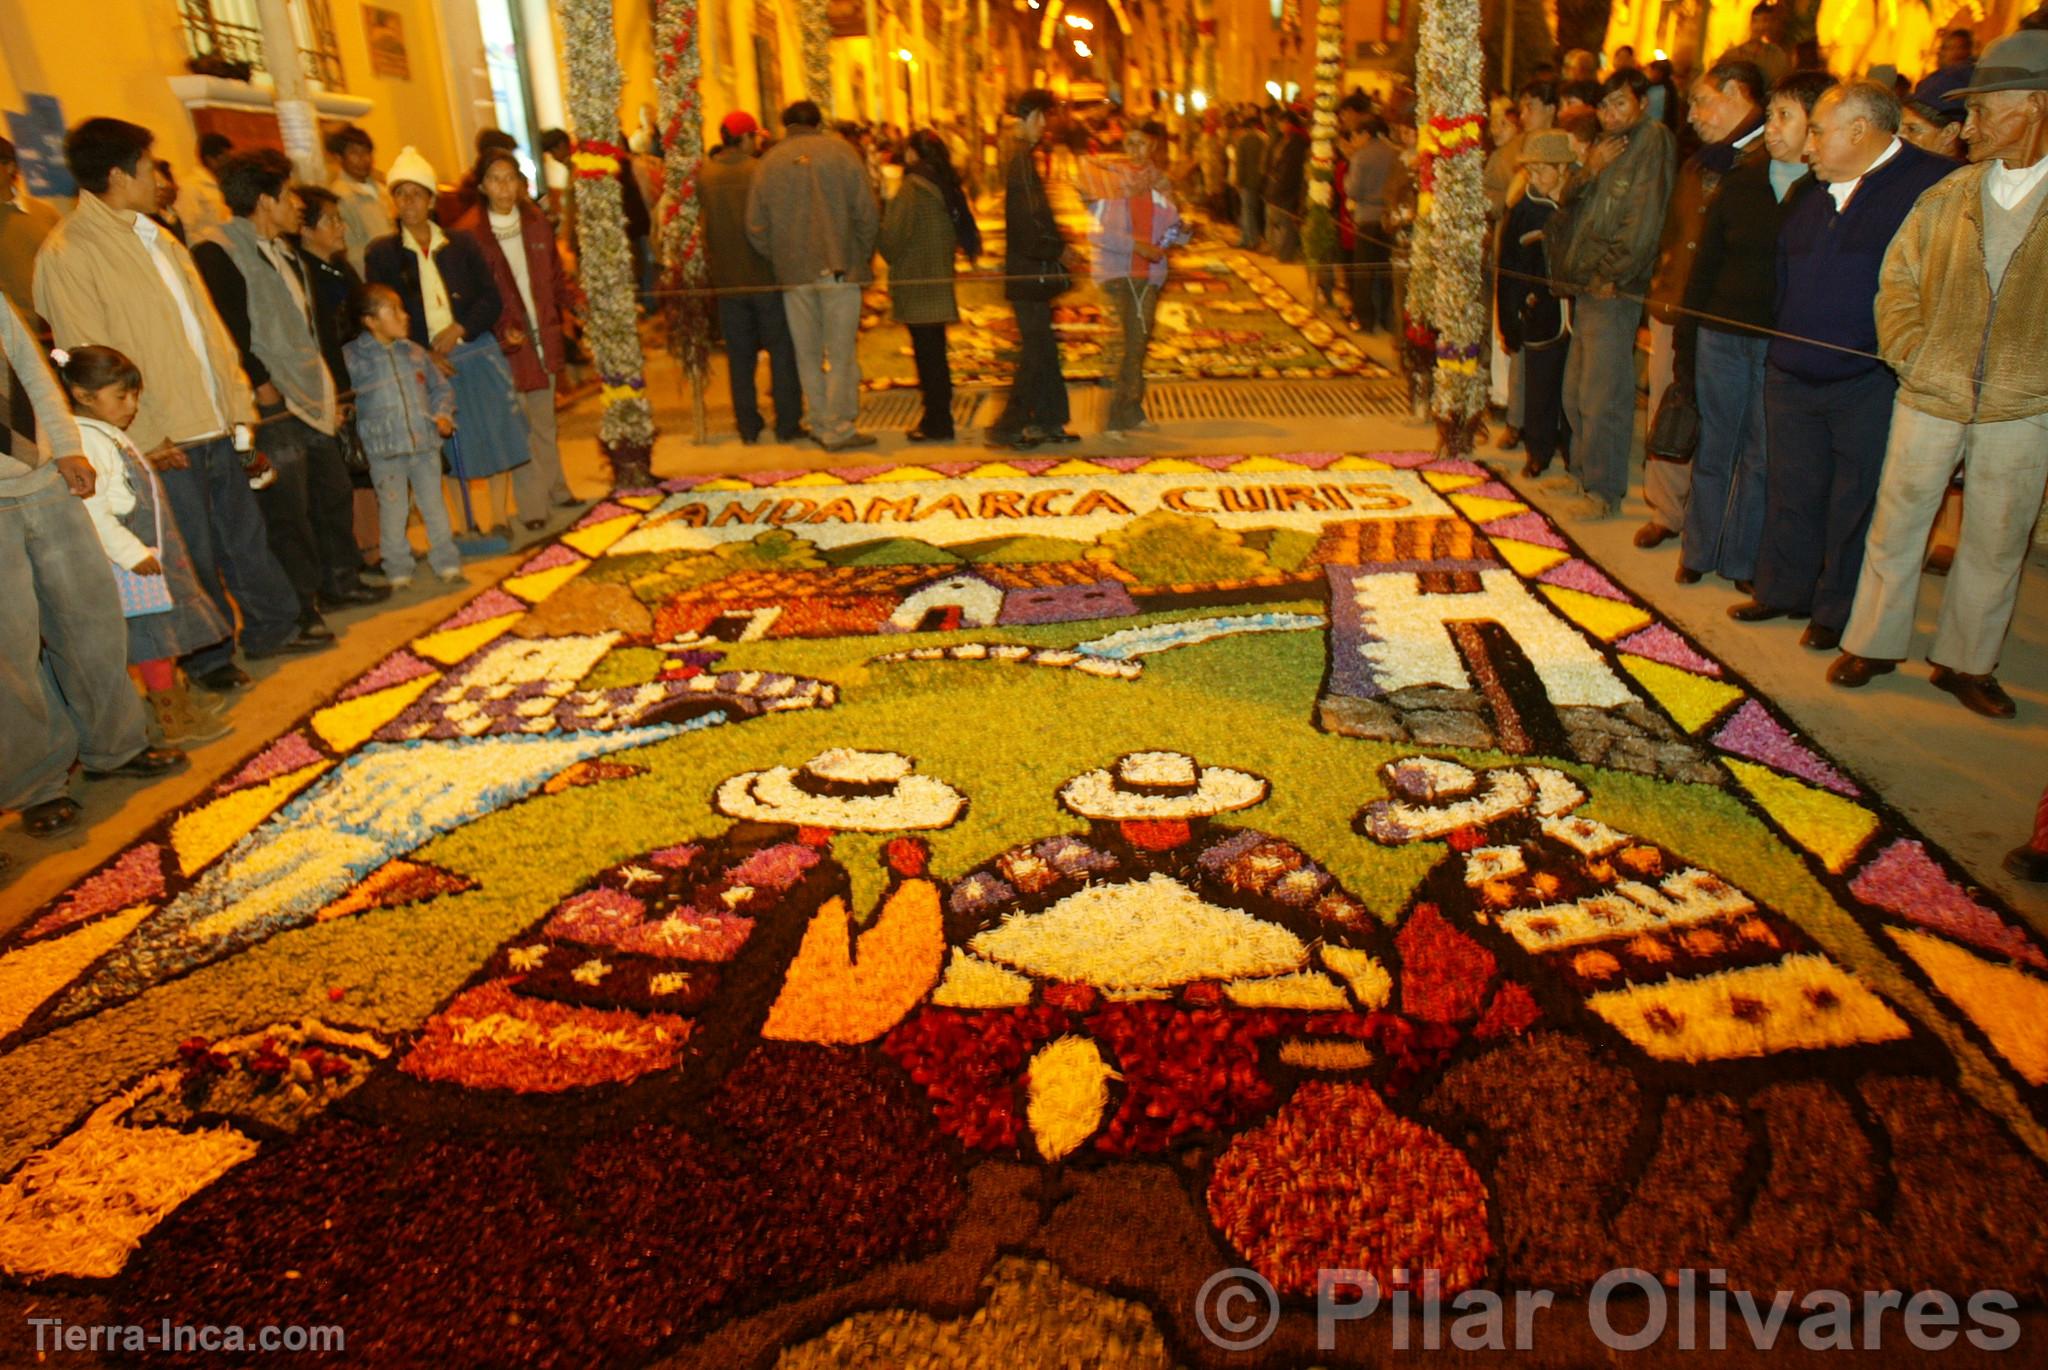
[1058,751,1268,821]
[1952,32,2048,96]
[715,748,965,831]
[385,146,439,195]
[1519,129,1579,165]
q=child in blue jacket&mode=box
[343,284,462,586]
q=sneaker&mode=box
[819,432,879,452]
[148,688,232,747]
[1569,495,1620,520]
[434,568,465,583]
[193,664,252,693]
[387,574,415,589]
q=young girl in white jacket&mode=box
[57,345,234,746]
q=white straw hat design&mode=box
[715,748,965,831]
[1058,751,1269,821]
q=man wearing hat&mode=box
[1828,32,2048,719]
[701,111,803,446]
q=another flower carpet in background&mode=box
[1,458,2045,1367]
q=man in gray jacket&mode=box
[1555,67,1677,518]
[745,100,879,452]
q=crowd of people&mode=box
[1,117,591,859]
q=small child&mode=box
[1497,130,1578,482]
[342,283,463,587]
[57,345,234,747]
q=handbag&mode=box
[1647,380,1700,463]
[110,453,173,618]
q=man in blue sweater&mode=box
[1728,81,1957,647]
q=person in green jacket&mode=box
[879,129,982,442]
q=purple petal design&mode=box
[1711,699,1856,795]
[1852,839,2048,970]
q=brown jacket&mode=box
[33,190,253,452]
[1876,162,2048,425]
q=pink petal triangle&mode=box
[737,469,807,486]
[1712,700,1855,793]
[1373,451,1437,468]
[1092,455,1149,471]
[1482,511,1569,549]
[1011,458,1061,474]
[1539,559,1632,601]
[1422,457,1488,476]
[828,463,896,481]
[514,542,586,575]
[1851,839,2048,970]
[218,731,326,795]
[659,476,706,492]
[436,587,526,630]
[1615,624,1722,677]
[23,843,167,942]
[340,649,441,700]
[924,461,985,476]
[1459,480,1522,501]
[1273,451,1342,467]
[574,500,636,527]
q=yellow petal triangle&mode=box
[411,612,524,666]
[310,673,440,753]
[1451,493,1531,524]
[692,476,757,491]
[1618,654,1746,733]
[1043,458,1115,476]
[772,470,851,486]
[0,904,154,1037]
[1538,584,1652,641]
[1886,928,2048,1084]
[868,465,947,482]
[1725,759,1880,874]
[965,461,1033,479]
[1135,457,1212,474]
[172,763,331,876]
[616,493,664,510]
[1228,455,1311,472]
[1491,536,1570,578]
[1327,455,1396,471]
[501,560,588,604]
[1422,471,1486,492]
[560,515,640,558]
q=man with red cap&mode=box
[701,110,803,444]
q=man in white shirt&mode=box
[35,119,322,691]
[1830,33,2048,719]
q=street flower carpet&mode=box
[4,454,2048,1366]
[857,197,1389,391]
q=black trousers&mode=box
[257,412,362,615]
[718,293,803,441]
[993,298,1068,436]
[1755,365,1898,631]
[1520,336,1569,466]
[1350,235,1392,330]
[908,322,953,436]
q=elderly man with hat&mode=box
[1828,33,2048,719]
[700,110,803,445]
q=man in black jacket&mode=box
[1263,106,1311,262]
[987,90,1082,449]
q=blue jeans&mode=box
[719,294,803,441]
[1561,295,1641,505]
[368,449,460,580]
[1681,329,1771,582]
[0,466,153,808]
[157,435,305,673]
[1755,365,1898,631]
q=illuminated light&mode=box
[1174,93,1186,114]
[1265,80,1283,99]
[897,47,915,61]
[1654,48,1668,61]
[1064,12,1093,27]
[1073,38,1091,57]
[1191,90,1209,111]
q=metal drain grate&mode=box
[856,390,988,431]
[1141,378,1408,422]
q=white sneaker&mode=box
[435,568,465,583]
[387,574,414,588]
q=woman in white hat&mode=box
[363,147,541,541]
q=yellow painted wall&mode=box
[0,0,461,189]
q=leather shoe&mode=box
[1930,666,2016,719]
[85,745,187,780]
[1800,623,1841,651]
[194,664,252,693]
[1498,425,1523,450]
[983,430,1035,450]
[1633,522,1678,549]
[1827,653,1894,688]
[1728,599,1800,622]
[298,618,336,642]
[2006,843,2048,883]
[1521,454,1552,479]
[1675,566,1703,585]
[321,584,392,609]
[1027,428,1082,444]
[247,631,334,659]
[906,428,953,443]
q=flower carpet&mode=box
[3,454,2047,1365]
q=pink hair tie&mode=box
[49,347,70,367]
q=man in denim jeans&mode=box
[35,119,322,695]
[1,298,182,849]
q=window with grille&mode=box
[179,0,347,91]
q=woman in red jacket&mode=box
[455,148,582,510]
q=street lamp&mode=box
[1064,13,1093,26]
[1073,38,1091,57]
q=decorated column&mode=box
[1302,0,1342,267]
[656,0,712,442]
[1410,0,1488,454]
[562,0,657,486]
[801,0,834,114]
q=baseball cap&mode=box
[720,111,761,138]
